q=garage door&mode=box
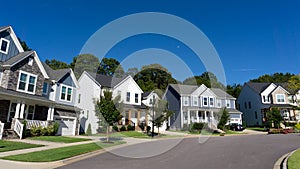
[55,117,75,136]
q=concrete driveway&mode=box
[57,134,300,169]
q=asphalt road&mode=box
[57,134,300,169]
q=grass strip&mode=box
[0,140,43,153]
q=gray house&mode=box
[164,84,242,130]
[237,82,298,126]
[0,26,79,138]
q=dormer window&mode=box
[0,38,10,54]
[17,71,37,94]
[276,94,285,103]
[60,85,72,102]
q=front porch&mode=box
[182,109,220,128]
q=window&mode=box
[42,82,48,94]
[244,102,247,109]
[126,92,130,102]
[0,38,10,54]
[183,97,189,106]
[276,94,285,103]
[28,58,33,66]
[60,85,72,101]
[135,93,139,103]
[203,97,208,106]
[248,102,252,109]
[255,111,258,119]
[193,96,198,106]
[209,98,214,106]
[26,105,35,120]
[17,71,37,94]
[217,100,221,107]
[8,103,17,122]
[226,100,230,108]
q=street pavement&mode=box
[57,134,300,169]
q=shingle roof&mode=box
[169,84,198,95]
[246,82,271,94]
[0,26,10,32]
[1,51,34,66]
[210,88,235,99]
[142,91,152,98]
[42,62,71,81]
[86,71,126,88]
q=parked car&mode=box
[230,124,244,131]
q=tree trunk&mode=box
[106,125,109,142]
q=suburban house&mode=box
[237,82,299,126]
[163,84,242,130]
[0,26,80,139]
[77,71,147,134]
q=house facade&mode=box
[237,82,299,126]
[77,71,147,134]
[0,26,79,138]
[164,84,242,130]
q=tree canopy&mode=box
[183,72,225,89]
[45,59,70,70]
[98,58,124,77]
[250,73,294,83]
[73,54,100,78]
[134,64,177,92]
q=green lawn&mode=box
[29,136,91,143]
[2,141,125,162]
[0,140,43,153]
[288,149,300,169]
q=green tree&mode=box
[98,58,125,77]
[250,73,294,83]
[126,67,139,77]
[183,72,225,89]
[95,91,122,142]
[134,64,177,92]
[217,108,230,131]
[288,75,300,94]
[226,84,242,98]
[18,37,31,51]
[73,54,100,78]
[45,59,69,70]
[152,99,173,136]
[267,108,283,129]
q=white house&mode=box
[77,71,146,134]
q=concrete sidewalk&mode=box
[0,136,153,169]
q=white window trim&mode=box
[42,82,48,94]
[276,94,285,103]
[0,38,10,54]
[193,96,198,106]
[7,102,16,122]
[135,93,139,103]
[183,96,189,106]
[126,92,130,103]
[209,97,214,107]
[203,97,208,106]
[16,70,37,94]
[59,84,73,102]
[226,100,230,108]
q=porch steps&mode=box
[2,129,19,140]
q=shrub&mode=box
[127,124,135,131]
[146,126,151,133]
[191,123,205,131]
[53,122,59,135]
[41,127,48,136]
[30,126,42,136]
[295,123,300,130]
[47,125,54,136]
[120,126,127,131]
[112,125,119,132]
[86,123,92,135]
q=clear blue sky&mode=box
[2,0,300,85]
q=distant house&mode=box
[237,82,299,126]
[164,84,242,130]
[0,26,80,138]
[77,71,147,134]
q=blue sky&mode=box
[2,0,300,85]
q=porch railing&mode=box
[0,121,4,140]
[26,120,48,129]
[14,119,24,139]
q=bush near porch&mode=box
[23,121,59,137]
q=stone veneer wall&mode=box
[6,56,45,96]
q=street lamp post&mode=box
[151,95,155,138]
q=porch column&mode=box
[128,109,131,122]
[204,111,207,122]
[50,107,55,121]
[211,111,214,121]
[196,111,200,123]
[187,110,191,125]
[137,110,141,125]
[145,110,148,126]
[14,101,21,118]
[19,102,25,119]
[47,107,52,121]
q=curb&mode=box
[273,149,298,169]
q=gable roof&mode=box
[85,71,126,88]
[0,26,24,53]
[246,82,271,94]
[169,84,198,95]
[42,62,79,88]
[1,51,34,66]
[210,88,235,99]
